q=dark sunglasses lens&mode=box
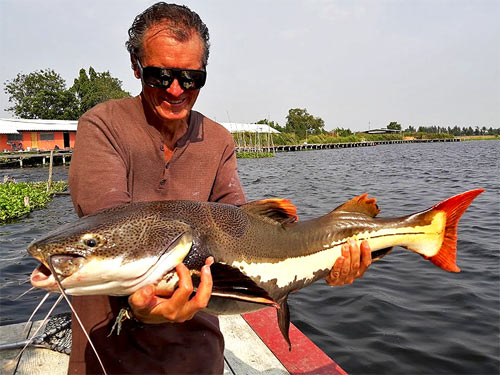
[142,67,206,90]
[142,67,173,89]
[179,70,206,90]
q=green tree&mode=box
[406,125,416,132]
[4,69,79,119]
[71,67,131,117]
[387,121,402,130]
[285,108,325,138]
[332,128,352,137]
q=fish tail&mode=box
[419,189,484,272]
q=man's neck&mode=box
[141,95,190,150]
[157,119,188,150]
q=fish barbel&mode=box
[28,189,483,348]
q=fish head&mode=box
[28,203,193,296]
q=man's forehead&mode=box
[141,26,204,68]
[144,24,195,45]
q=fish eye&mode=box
[84,238,98,247]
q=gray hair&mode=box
[126,2,210,68]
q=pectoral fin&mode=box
[193,263,278,307]
[277,295,292,351]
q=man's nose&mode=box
[166,79,184,96]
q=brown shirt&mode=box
[68,96,245,374]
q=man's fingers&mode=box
[187,258,213,310]
[325,254,344,285]
[129,285,156,310]
[331,254,344,279]
[168,263,195,306]
[128,258,215,324]
[128,285,162,322]
[351,239,361,270]
[340,243,352,277]
[358,240,372,277]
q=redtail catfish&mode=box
[29,189,483,350]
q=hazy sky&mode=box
[1,0,498,131]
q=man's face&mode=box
[135,27,204,123]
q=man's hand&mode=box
[325,239,371,286]
[128,257,214,324]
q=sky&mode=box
[0,0,498,131]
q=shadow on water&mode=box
[1,142,499,374]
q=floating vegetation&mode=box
[236,151,275,159]
[0,181,68,223]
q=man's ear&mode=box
[131,55,141,79]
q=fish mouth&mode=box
[29,232,193,296]
[30,263,59,292]
[31,253,88,291]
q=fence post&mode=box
[47,150,54,192]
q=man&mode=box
[68,3,371,374]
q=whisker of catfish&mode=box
[13,286,36,301]
[16,294,63,360]
[24,292,51,332]
[0,256,26,262]
[48,257,108,375]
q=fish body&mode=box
[28,189,483,347]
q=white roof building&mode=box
[0,118,279,134]
[0,118,78,133]
[220,122,280,134]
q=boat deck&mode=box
[0,308,346,375]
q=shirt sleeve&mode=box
[68,110,131,217]
[209,136,246,206]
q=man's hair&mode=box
[126,2,210,68]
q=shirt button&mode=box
[159,179,166,185]
[160,145,164,151]
[165,163,169,169]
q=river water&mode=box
[1,140,499,374]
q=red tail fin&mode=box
[427,189,484,272]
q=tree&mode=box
[71,67,131,117]
[285,108,325,138]
[331,128,352,137]
[387,121,402,130]
[4,69,79,119]
[406,125,416,132]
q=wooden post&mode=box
[47,150,54,192]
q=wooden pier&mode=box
[0,308,346,375]
[236,138,462,153]
[0,152,72,168]
[0,139,462,168]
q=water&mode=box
[1,141,499,374]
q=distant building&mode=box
[0,118,77,152]
[0,118,279,152]
[220,122,280,134]
[362,127,402,134]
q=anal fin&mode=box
[277,296,292,351]
[193,262,278,308]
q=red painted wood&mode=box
[242,308,347,375]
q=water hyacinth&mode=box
[0,181,68,223]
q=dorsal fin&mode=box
[331,194,380,217]
[241,199,298,224]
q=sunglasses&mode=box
[136,58,206,91]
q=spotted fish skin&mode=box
[28,190,483,347]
